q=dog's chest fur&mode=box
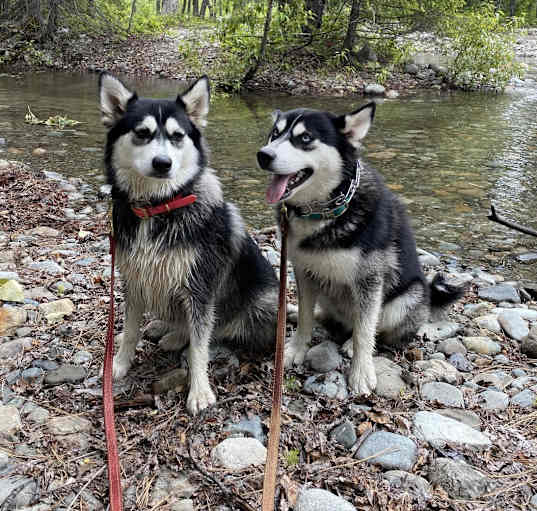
[116,221,197,316]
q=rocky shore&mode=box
[0,159,536,510]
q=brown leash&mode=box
[261,204,289,511]
[104,227,124,511]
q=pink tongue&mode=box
[266,174,291,204]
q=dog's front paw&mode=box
[284,337,309,368]
[186,384,216,415]
[111,351,132,380]
[159,332,188,352]
[348,362,377,396]
[341,338,353,358]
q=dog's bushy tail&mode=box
[429,273,467,319]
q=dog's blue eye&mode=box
[135,128,151,139]
[170,132,184,142]
[301,133,312,144]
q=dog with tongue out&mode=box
[257,102,466,398]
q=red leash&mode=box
[103,233,123,511]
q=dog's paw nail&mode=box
[187,386,216,415]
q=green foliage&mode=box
[285,448,300,467]
[25,106,81,128]
[440,4,524,90]
[284,375,301,392]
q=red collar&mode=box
[131,194,197,219]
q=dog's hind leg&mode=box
[285,271,318,367]
[113,297,143,379]
[347,280,382,396]
[186,302,217,415]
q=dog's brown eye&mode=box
[170,131,184,142]
[135,128,151,139]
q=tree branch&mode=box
[488,204,537,237]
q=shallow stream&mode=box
[1,71,536,280]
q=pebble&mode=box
[373,357,408,399]
[428,458,497,499]
[530,494,537,510]
[355,431,417,471]
[21,367,44,383]
[429,352,445,360]
[224,414,266,445]
[150,469,196,505]
[305,341,342,373]
[474,370,512,391]
[510,376,534,390]
[417,321,462,342]
[448,352,473,372]
[513,368,527,378]
[27,226,60,237]
[329,419,357,449]
[32,359,59,371]
[0,280,24,302]
[364,83,386,95]
[72,350,92,365]
[511,389,536,408]
[0,476,38,508]
[436,409,481,430]
[211,438,267,470]
[462,336,501,355]
[422,382,464,407]
[38,298,75,322]
[0,338,32,358]
[414,359,461,384]
[0,271,20,282]
[521,336,537,358]
[28,260,65,274]
[383,470,431,499]
[498,311,529,341]
[413,411,491,449]
[0,306,28,335]
[437,338,467,355]
[51,280,74,294]
[464,302,491,318]
[22,403,49,424]
[479,390,509,410]
[44,364,86,385]
[295,488,356,511]
[494,354,510,364]
[478,284,520,304]
[474,314,502,333]
[0,405,22,440]
[25,287,56,301]
[303,371,348,400]
[48,415,92,435]
[492,307,537,321]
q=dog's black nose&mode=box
[152,155,172,174]
[257,149,275,170]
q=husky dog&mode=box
[99,73,278,414]
[257,103,465,396]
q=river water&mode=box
[0,71,536,280]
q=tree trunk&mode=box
[343,0,361,52]
[156,0,161,14]
[192,0,199,16]
[42,0,58,40]
[304,0,325,34]
[162,0,178,14]
[200,0,208,17]
[242,0,274,84]
[509,0,516,17]
[182,0,187,14]
[128,0,137,33]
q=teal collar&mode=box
[289,161,361,220]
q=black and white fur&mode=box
[257,103,465,396]
[100,73,278,414]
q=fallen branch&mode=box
[488,204,537,237]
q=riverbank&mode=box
[0,159,536,510]
[4,25,537,96]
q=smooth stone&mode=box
[492,307,537,321]
[22,403,50,424]
[479,390,509,410]
[27,226,60,237]
[413,411,491,449]
[373,357,407,399]
[478,284,520,304]
[0,306,27,335]
[72,350,92,365]
[428,458,497,499]
[498,311,529,341]
[474,370,513,391]
[364,83,386,95]
[464,303,491,318]
[305,341,342,373]
[211,438,266,470]
[0,405,22,439]
[437,338,467,355]
[436,409,481,430]
[512,368,527,377]
[414,359,461,384]
[21,368,44,383]
[44,365,86,385]
[510,376,534,390]
[472,269,497,285]
[511,389,536,408]
[0,476,38,508]
[32,359,59,371]
[530,494,537,510]
[462,336,501,355]
[517,252,537,263]
[0,338,32,358]
[405,63,419,74]
[38,298,75,322]
[224,414,266,445]
[521,337,537,358]
[355,431,417,471]
[303,371,348,400]
[150,469,196,505]
[171,500,194,511]
[28,260,65,274]
[0,280,24,302]
[296,488,356,511]
[418,252,440,266]
[48,415,92,435]
[474,315,502,334]
[25,287,56,301]
[494,354,510,364]
[383,470,431,499]
[329,419,357,449]
[417,321,461,342]
[429,352,445,360]
[422,382,464,408]
[0,271,20,282]
[448,352,473,373]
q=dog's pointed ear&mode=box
[179,76,210,129]
[336,102,376,148]
[99,72,136,128]
[270,109,281,123]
